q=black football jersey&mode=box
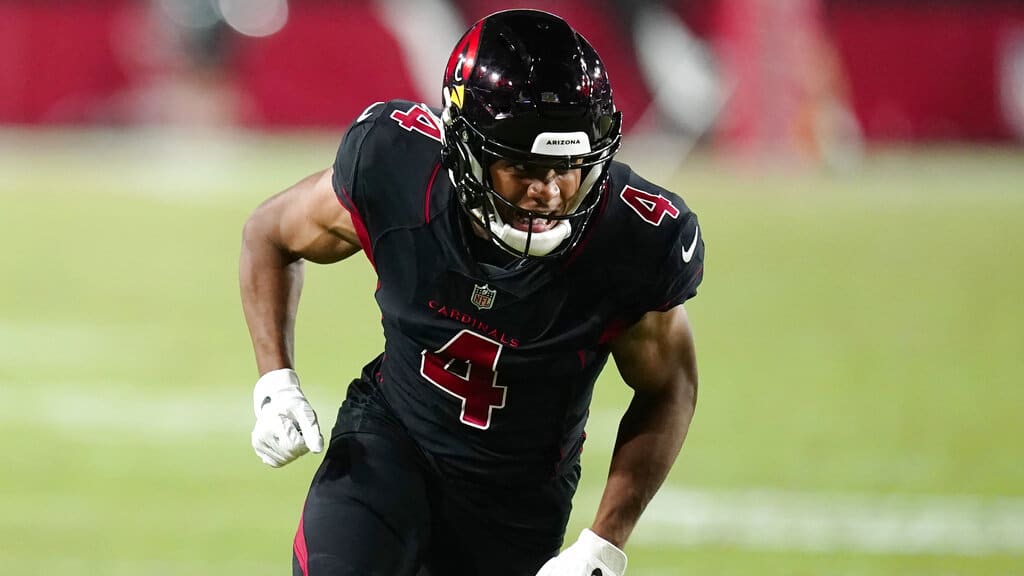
[333,100,704,485]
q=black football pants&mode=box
[292,380,580,576]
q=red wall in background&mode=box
[826,2,1024,140]
[3,0,1024,141]
[230,2,418,127]
[0,1,137,124]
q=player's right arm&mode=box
[239,167,361,467]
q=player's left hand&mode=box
[535,529,627,576]
[250,368,324,467]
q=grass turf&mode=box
[1,131,1021,574]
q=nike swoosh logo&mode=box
[681,223,700,263]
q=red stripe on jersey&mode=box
[293,503,309,576]
[424,162,442,223]
[598,317,631,346]
[337,185,376,270]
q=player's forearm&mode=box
[591,381,695,548]
[240,214,305,375]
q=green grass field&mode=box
[1,130,1022,575]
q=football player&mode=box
[240,9,704,576]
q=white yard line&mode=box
[6,388,1023,557]
[4,359,1022,557]
[0,381,246,439]
[634,486,1024,556]
[0,320,244,439]
[0,320,137,367]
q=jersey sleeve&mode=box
[606,164,706,314]
[649,210,705,311]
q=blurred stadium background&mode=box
[2,0,1023,574]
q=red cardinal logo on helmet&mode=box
[445,21,483,94]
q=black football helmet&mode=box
[441,9,622,259]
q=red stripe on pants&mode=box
[294,504,309,576]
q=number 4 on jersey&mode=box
[620,185,680,226]
[420,330,507,429]
[390,103,442,142]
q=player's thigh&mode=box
[424,462,581,576]
[294,429,431,576]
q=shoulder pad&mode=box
[332,100,446,249]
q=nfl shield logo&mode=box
[470,283,496,310]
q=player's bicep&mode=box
[610,304,698,401]
[269,168,362,264]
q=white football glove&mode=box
[536,529,627,576]
[251,368,323,467]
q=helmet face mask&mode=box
[440,9,622,259]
